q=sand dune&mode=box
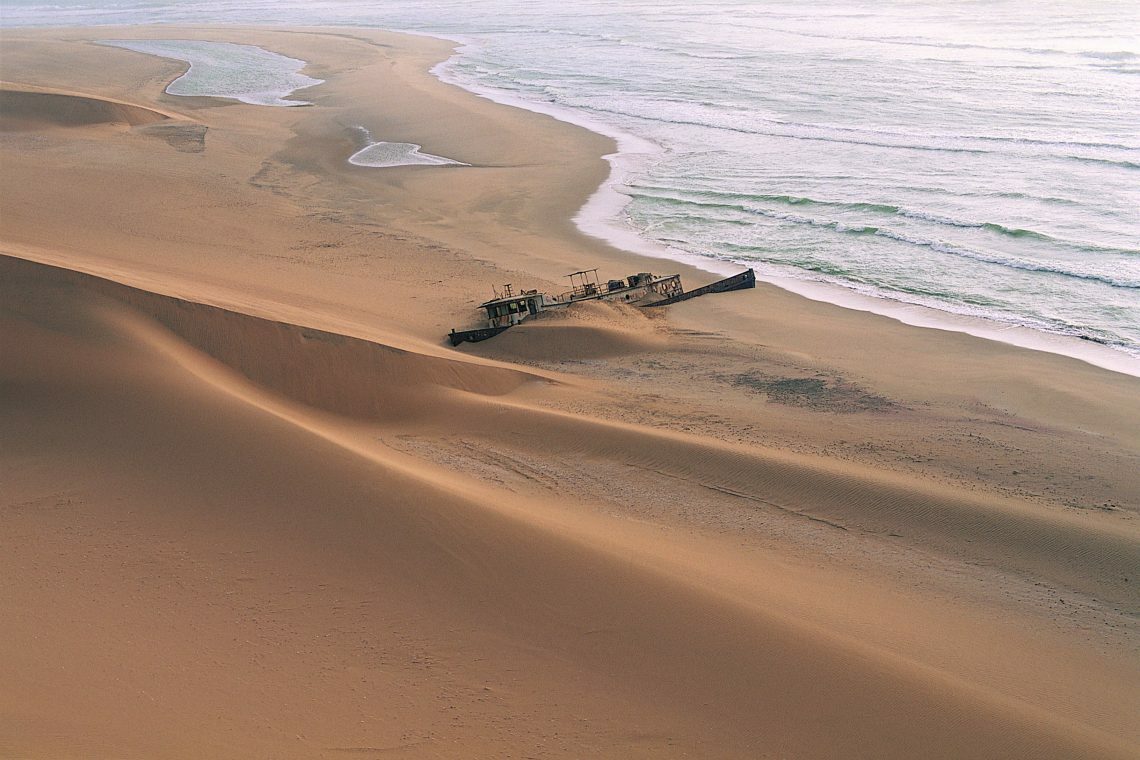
[3,253,1137,759]
[419,393,1139,609]
[57,261,539,414]
[465,301,668,361]
[0,86,172,129]
[2,26,1137,760]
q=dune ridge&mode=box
[8,253,1131,613]
[466,301,669,360]
[440,395,1139,608]
[1,254,539,413]
[3,248,1138,760]
[2,26,1137,760]
[0,85,173,129]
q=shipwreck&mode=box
[448,267,755,346]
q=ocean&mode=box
[4,0,1138,366]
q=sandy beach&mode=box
[1,26,1138,759]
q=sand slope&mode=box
[3,254,1137,759]
[2,26,1138,760]
[0,86,171,130]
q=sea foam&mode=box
[53,1,1137,372]
[348,128,465,168]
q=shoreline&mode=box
[416,29,1140,376]
[42,22,1135,373]
[1,22,1137,377]
[2,25,1137,759]
[98,37,323,106]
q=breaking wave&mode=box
[630,187,1139,259]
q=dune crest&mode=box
[467,300,668,361]
[0,254,542,420]
[2,26,1137,760]
[0,86,172,129]
[4,251,1138,760]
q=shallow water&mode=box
[348,127,465,168]
[100,39,322,106]
[10,1,1140,361]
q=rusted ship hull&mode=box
[640,268,755,308]
[449,325,511,346]
[447,268,755,346]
